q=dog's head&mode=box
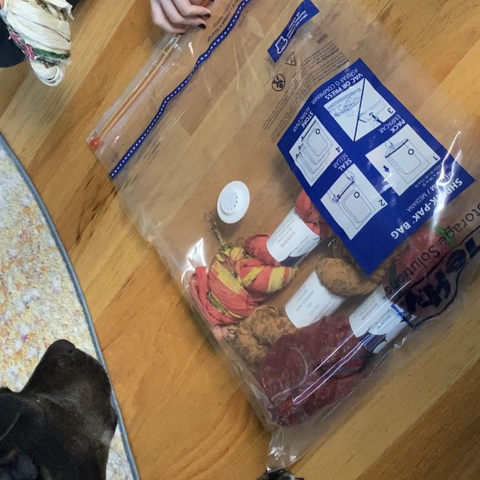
[0,340,117,480]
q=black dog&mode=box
[0,340,117,480]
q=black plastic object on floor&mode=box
[257,469,305,480]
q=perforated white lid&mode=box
[217,181,250,224]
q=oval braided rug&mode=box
[0,135,139,480]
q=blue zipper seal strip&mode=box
[109,0,254,179]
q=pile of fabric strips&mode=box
[0,0,73,85]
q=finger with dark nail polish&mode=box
[198,24,206,29]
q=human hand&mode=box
[150,0,212,34]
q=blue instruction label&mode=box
[267,0,319,63]
[278,59,475,275]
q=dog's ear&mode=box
[0,393,22,443]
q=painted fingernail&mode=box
[198,24,206,29]
[204,13,211,18]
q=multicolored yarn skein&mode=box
[0,0,73,85]
[189,217,297,327]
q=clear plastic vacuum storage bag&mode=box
[89,0,480,472]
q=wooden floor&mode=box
[2,0,480,479]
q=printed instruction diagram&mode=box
[366,125,442,196]
[325,79,396,141]
[321,165,387,240]
[289,115,343,186]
